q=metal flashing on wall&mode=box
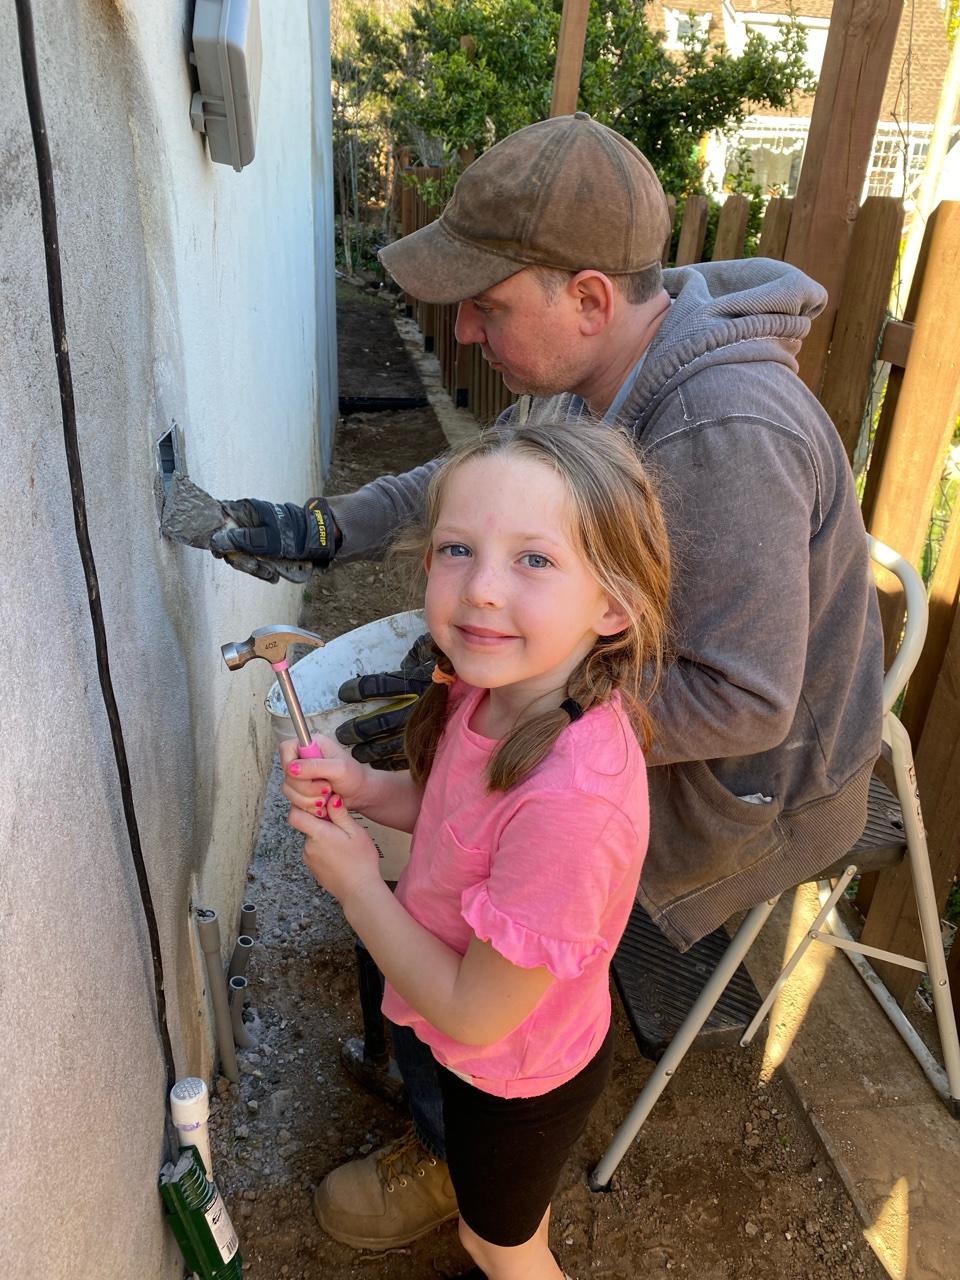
[155,423,186,524]
[190,0,261,172]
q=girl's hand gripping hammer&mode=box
[221,625,324,759]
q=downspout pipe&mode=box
[196,908,239,1082]
[229,975,257,1049]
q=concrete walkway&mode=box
[745,884,960,1280]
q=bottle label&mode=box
[204,1188,239,1262]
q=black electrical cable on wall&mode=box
[14,0,177,1096]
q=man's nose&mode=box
[455,301,484,346]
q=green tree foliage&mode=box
[346,0,817,195]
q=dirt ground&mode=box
[336,279,428,409]
[205,282,887,1280]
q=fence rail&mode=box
[396,169,960,1020]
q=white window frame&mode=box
[662,7,712,52]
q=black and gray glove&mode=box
[335,633,436,770]
[210,497,341,571]
[159,474,341,585]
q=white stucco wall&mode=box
[0,1,335,1275]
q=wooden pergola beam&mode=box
[551,0,591,117]
[785,0,903,394]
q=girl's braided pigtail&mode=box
[487,641,644,792]
[403,645,457,786]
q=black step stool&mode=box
[611,775,908,1063]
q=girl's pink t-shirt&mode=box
[381,683,649,1098]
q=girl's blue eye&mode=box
[439,543,471,558]
[521,553,552,569]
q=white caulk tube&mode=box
[170,1077,213,1178]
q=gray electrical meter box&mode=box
[190,0,262,172]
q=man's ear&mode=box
[568,271,616,336]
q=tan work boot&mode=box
[314,1126,458,1249]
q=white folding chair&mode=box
[590,536,960,1190]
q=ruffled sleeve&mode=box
[459,791,644,981]
[461,882,609,979]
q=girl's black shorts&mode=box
[436,1023,615,1248]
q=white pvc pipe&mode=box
[196,909,239,1082]
[240,902,258,938]
[229,975,257,1049]
[227,934,254,981]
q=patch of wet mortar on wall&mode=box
[205,282,885,1279]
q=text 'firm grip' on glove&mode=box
[210,497,342,570]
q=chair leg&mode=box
[589,898,779,1190]
[740,867,858,1047]
[887,715,960,1109]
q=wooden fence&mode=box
[397,172,960,1024]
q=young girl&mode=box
[281,420,670,1279]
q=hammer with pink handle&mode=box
[221,625,324,759]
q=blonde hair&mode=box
[401,419,671,791]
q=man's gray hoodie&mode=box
[330,259,884,950]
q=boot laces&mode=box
[378,1127,438,1191]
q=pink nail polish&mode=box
[332,796,343,809]
[288,762,301,776]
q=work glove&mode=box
[335,633,436,770]
[210,497,341,577]
[160,474,336,585]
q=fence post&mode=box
[858,202,960,998]
[784,0,904,394]
[818,197,904,463]
[901,507,960,743]
[863,202,960,604]
[455,338,471,408]
[468,345,481,416]
[860,204,942,532]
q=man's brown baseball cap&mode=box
[379,113,670,305]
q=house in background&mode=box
[646,0,960,200]
[0,2,336,1276]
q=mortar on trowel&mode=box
[265,610,426,881]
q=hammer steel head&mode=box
[221,624,324,670]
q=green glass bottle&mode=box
[159,1145,243,1279]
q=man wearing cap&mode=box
[208,114,883,1253]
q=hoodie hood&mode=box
[622,258,827,433]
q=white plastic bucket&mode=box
[265,610,426,880]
